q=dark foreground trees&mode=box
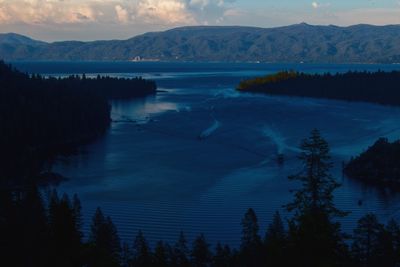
[3,130,400,267]
[285,129,348,267]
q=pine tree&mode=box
[384,219,400,265]
[173,231,190,267]
[286,129,347,267]
[352,213,384,267]
[121,242,132,267]
[153,241,169,267]
[191,234,212,267]
[88,207,121,267]
[72,194,83,242]
[132,230,152,267]
[21,186,50,267]
[213,243,232,267]
[240,208,262,266]
[48,191,82,267]
[264,211,286,266]
[286,129,345,218]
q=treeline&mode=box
[237,70,400,106]
[3,188,400,267]
[0,61,156,184]
[3,130,400,267]
[345,138,400,187]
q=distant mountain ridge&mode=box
[2,23,400,63]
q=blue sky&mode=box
[0,0,399,41]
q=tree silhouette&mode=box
[172,231,190,267]
[191,234,212,267]
[213,243,232,267]
[240,208,262,266]
[286,129,347,267]
[48,191,82,267]
[153,240,169,267]
[264,211,287,266]
[352,213,385,267]
[132,230,152,267]
[88,207,121,267]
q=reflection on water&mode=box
[111,94,179,124]
[27,62,400,247]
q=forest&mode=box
[2,130,400,267]
[0,61,156,185]
[345,138,400,187]
[238,70,400,191]
[237,70,400,106]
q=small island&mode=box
[237,70,400,106]
[344,138,400,187]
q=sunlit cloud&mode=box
[136,0,195,24]
[0,0,234,26]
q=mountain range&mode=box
[1,23,400,63]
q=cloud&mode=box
[115,4,130,23]
[0,0,98,24]
[135,0,195,24]
[311,1,330,9]
[0,0,234,26]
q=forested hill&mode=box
[0,61,156,184]
[2,23,400,63]
[237,71,400,106]
[345,138,400,187]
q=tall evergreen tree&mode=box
[352,213,384,267]
[72,194,83,242]
[153,241,169,267]
[383,219,400,266]
[48,191,82,267]
[88,207,121,267]
[191,234,212,267]
[132,230,152,267]
[121,242,132,267]
[173,231,190,267]
[240,208,262,266]
[286,129,348,267]
[264,211,286,266]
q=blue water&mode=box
[14,62,400,247]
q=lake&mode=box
[14,61,400,247]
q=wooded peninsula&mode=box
[0,61,156,185]
[237,70,400,106]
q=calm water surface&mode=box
[14,62,400,247]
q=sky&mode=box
[0,0,400,41]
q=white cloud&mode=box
[136,0,195,24]
[0,0,237,40]
[0,0,98,24]
[0,0,234,26]
[312,2,319,9]
[115,4,130,23]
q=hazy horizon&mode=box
[3,22,400,43]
